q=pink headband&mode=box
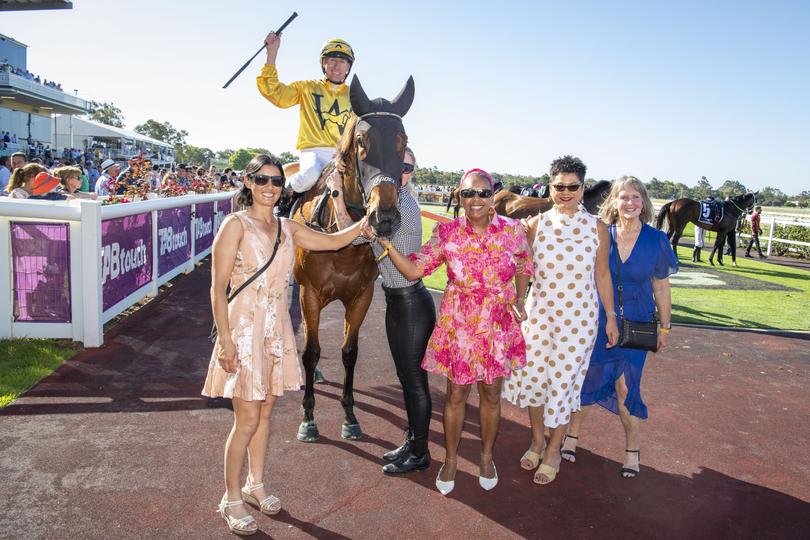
[459,168,494,190]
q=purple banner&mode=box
[10,222,71,322]
[157,206,192,277]
[194,202,215,253]
[102,213,152,311]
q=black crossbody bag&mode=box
[612,227,659,352]
[209,220,283,343]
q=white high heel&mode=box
[479,462,498,491]
[435,463,456,496]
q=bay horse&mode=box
[492,180,612,219]
[290,75,414,442]
[655,192,757,266]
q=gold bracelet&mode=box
[659,327,670,335]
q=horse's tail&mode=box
[655,201,671,231]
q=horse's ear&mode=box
[753,190,759,196]
[390,76,415,118]
[350,75,371,117]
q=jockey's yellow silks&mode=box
[257,64,353,151]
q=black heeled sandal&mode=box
[561,434,578,463]
[621,449,640,478]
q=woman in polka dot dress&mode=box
[503,156,618,485]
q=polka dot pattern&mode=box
[502,208,600,428]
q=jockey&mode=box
[257,34,355,193]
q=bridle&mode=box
[298,110,404,232]
[728,193,755,214]
[353,111,403,207]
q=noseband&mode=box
[353,111,403,208]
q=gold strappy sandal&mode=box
[242,481,282,516]
[218,495,258,536]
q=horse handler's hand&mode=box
[359,217,376,240]
[326,169,343,193]
[217,340,239,373]
[605,316,620,348]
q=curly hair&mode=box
[549,155,587,183]
[236,154,285,207]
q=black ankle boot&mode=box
[383,429,412,462]
[382,449,431,475]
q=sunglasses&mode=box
[460,188,494,199]
[551,183,582,192]
[252,174,284,187]
[402,163,415,174]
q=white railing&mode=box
[0,72,89,110]
[0,191,236,347]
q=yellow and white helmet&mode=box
[320,38,355,64]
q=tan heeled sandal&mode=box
[218,495,258,536]
[242,480,282,516]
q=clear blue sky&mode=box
[3,0,808,194]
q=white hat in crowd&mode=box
[100,159,116,172]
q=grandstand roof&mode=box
[0,1,73,11]
[53,115,174,148]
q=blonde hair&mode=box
[8,163,45,191]
[599,176,654,225]
[403,146,417,198]
[53,165,83,188]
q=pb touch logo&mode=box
[311,93,351,135]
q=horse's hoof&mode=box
[297,421,320,442]
[709,260,715,266]
[341,421,363,440]
[313,367,326,384]
[732,262,737,267]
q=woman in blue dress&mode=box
[560,176,678,478]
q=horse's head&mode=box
[348,75,414,237]
[732,191,757,212]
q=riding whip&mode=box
[222,12,299,89]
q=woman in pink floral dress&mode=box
[378,168,533,496]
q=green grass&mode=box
[0,339,81,408]
[418,214,809,331]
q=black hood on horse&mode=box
[349,75,415,237]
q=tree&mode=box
[216,149,235,161]
[718,180,748,199]
[176,145,214,166]
[134,119,188,146]
[757,186,788,206]
[691,176,715,200]
[87,101,125,128]
[278,151,297,164]
[229,148,253,170]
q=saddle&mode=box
[698,199,724,225]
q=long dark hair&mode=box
[235,154,285,207]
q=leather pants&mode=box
[383,282,436,455]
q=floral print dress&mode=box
[202,213,302,401]
[409,214,535,385]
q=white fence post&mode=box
[187,202,196,274]
[79,199,104,347]
[766,216,775,257]
[148,209,159,297]
[0,219,12,339]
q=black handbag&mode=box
[209,220,283,343]
[612,227,659,352]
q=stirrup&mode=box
[218,496,258,536]
[242,480,282,515]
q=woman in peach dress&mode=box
[202,154,368,535]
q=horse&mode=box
[289,75,414,442]
[492,180,612,220]
[655,192,757,266]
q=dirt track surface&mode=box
[2,261,809,539]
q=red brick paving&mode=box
[1,261,808,539]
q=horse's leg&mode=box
[297,289,323,442]
[338,284,375,440]
[716,235,725,266]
